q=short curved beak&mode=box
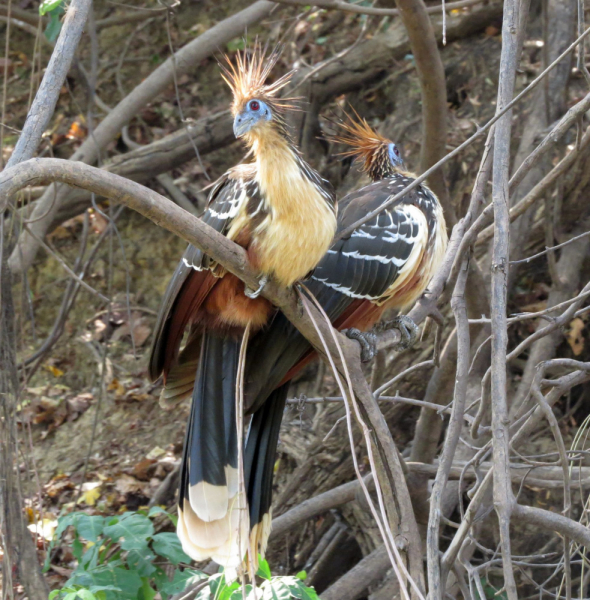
[233,112,257,138]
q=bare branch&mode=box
[427,258,471,600]
[513,503,590,549]
[489,2,527,596]
[272,0,485,17]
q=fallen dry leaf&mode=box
[108,378,126,398]
[132,458,157,481]
[567,318,585,356]
[44,364,64,378]
[46,475,75,499]
[115,474,149,496]
[78,482,102,506]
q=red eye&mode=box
[394,147,400,155]
[250,100,260,111]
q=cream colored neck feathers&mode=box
[243,124,336,288]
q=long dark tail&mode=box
[177,332,249,569]
[244,384,289,559]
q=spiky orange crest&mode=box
[327,107,391,173]
[220,44,298,117]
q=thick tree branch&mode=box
[512,504,590,549]
[489,3,524,597]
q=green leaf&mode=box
[229,584,253,600]
[127,549,157,577]
[103,514,154,552]
[44,7,64,42]
[70,565,142,600]
[256,557,272,580]
[148,506,177,526]
[76,515,105,542]
[49,590,61,600]
[218,581,239,600]
[299,585,319,600]
[261,579,291,600]
[80,544,100,569]
[72,536,84,561]
[207,573,226,597]
[158,569,205,597]
[75,590,98,600]
[151,532,190,565]
[295,571,307,581]
[315,36,328,45]
[88,587,122,595]
[289,584,318,600]
[39,0,63,15]
[139,577,157,600]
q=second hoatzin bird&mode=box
[148,45,336,570]
[241,112,448,561]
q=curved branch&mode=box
[513,503,590,548]
[382,0,452,223]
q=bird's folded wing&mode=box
[148,170,257,382]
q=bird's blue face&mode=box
[233,99,273,138]
[388,142,403,168]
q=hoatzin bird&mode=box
[241,112,448,559]
[148,46,337,570]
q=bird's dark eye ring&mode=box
[394,147,400,156]
[250,100,260,111]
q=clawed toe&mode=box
[345,328,378,362]
[375,315,419,351]
[245,275,269,299]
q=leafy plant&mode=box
[46,507,203,600]
[48,510,320,600]
[194,559,318,600]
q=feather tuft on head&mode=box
[220,43,298,117]
[325,107,392,173]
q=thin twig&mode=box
[510,230,590,264]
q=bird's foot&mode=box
[345,328,378,363]
[244,275,269,299]
[374,315,419,351]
